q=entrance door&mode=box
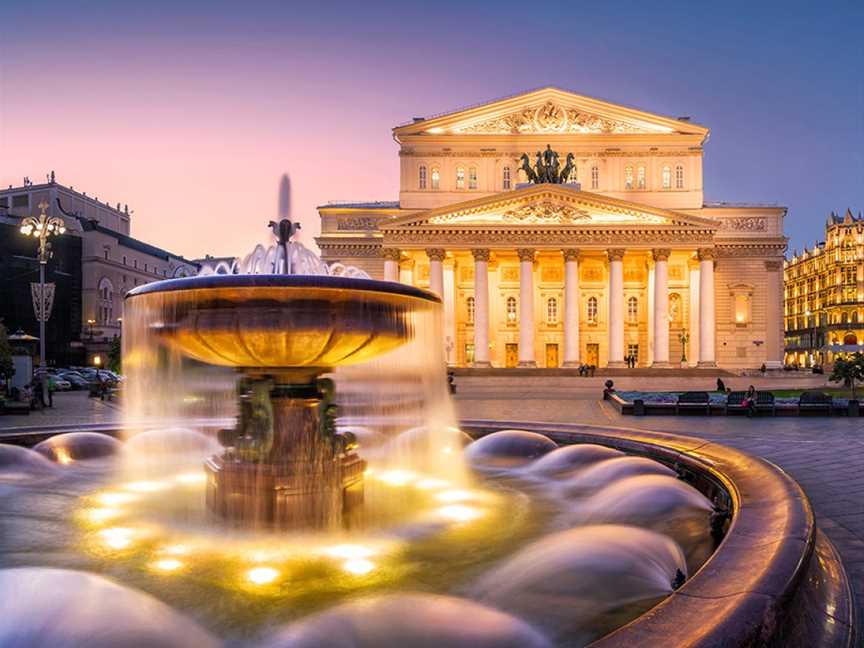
[505,343,518,368]
[586,343,599,367]
[545,344,559,368]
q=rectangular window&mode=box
[468,167,477,190]
[419,165,427,190]
[134,260,138,268]
[104,250,109,260]
[123,256,127,265]
[465,343,475,365]
[12,194,28,208]
[627,344,639,363]
[591,166,599,190]
[503,166,511,190]
[675,165,685,189]
[662,166,672,189]
[0,197,8,208]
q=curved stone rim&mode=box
[124,274,442,304]
[461,419,857,648]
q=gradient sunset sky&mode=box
[2,1,861,259]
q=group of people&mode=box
[20,376,54,409]
[624,354,638,369]
[716,379,759,417]
[577,364,597,377]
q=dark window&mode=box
[0,197,8,208]
[12,194,28,208]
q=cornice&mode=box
[399,148,702,158]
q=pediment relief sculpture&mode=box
[452,101,672,135]
[427,200,670,227]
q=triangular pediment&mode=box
[383,185,719,231]
[394,87,708,138]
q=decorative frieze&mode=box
[451,101,672,135]
[382,229,714,247]
[502,202,590,225]
[336,217,379,231]
[399,149,701,159]
[718,217,767,232]
[318,243,382,258]
[764,260,783,271]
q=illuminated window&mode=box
[662,166,672,189]
[675,164,684,189]
[466,296,475,324]
[468,167,477,190]
[456,167,465,190]
[465,343,475,365]
[431,168,440,190]
[587,296,598,324]
[506,296,517,324]
[637,165,646,190]
[624,165,634,190]
[419,165,427,189]
[503,166,511,190]
[731,285,753,325]
[591,165,599,190]
[627,296,638,323]
[627,344,639,363]
[546,297,558,324]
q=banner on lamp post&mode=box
[31,282,56,322]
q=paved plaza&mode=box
[2,379,861,621]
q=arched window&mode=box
[627,296,638,323]
[98,277,114,325]
[844,332,858,345]
[662,166,672,189]
[637,165,646,190]
[466,296,475,324]
[624,165,634,190]
[419,165,427,190]
[506,296,517,324]
[456,167,465,190]
[675,164,684,189]
[587,296,598,324]
[503,166,511,190]
[468,167,478,190]
[591,165,599,190]
[669,293,682,322]
[546,297,558,324]
[431,167,440,190]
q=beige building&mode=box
[1,178,196,364]
[317,88,787,370]
[784,209,864,367]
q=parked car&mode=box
[59,373,90,390]
[48,377,71,391]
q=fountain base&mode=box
[206,376,365,530]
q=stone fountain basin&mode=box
[125,275,439,372]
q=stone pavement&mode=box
[0,391,121,431]
[454,386,864,623]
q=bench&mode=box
[725,391,776,416]
[675,391,711,415]
[798,391,832,415]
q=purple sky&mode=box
[2,1,861,259]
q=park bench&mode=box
[798,391,832,415]
[726,391,776,416]
[675,391,711,415]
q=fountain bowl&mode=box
[125,275,440,378]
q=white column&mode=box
[698,248,716,367]
[689,264,700,367]
[562,249,580,367]
[426,248,445,297]
[382,248,400,282]
[608,249,626,367]
[764,259,784,369]
[652,248,671,367]
[443,261,456,365]
[472,249,491,367]
[517,248,536,367]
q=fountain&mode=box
[0,186,854,646]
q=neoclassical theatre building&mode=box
[317,88,787,369]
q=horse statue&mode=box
[559,153,576,184]
[518,153,537,184]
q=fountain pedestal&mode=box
[206,378,365,530]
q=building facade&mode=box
[316,88,788,369]
[784,209,864,367]
[0,178,196,365]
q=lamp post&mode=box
[19,201,66,368]
[679,331,690,365]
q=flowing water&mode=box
[0,280,718,647]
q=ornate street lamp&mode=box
[19,201,66,367]
[679,331,690,365]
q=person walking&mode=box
[46,375,55,408]
[33,379,45,409]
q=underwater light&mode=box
[99,527,135,549]
[86,508,121,524]
[377,469,416,486]
[174,472,207,485]
[415,478,450,490]
[246,566,280,585]
[435,489,477,503]
[437,505,483,523]
[96,492,137,506]
[342,558,375,575]
[124,480,169,493]
[151,558,184,573]
[159,544,191,556]
[325,544,375,560]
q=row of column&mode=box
[385,247,716,368]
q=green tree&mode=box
[108,335,122,374]
[829,352,864,401]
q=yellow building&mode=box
[784,209,864,367]
[317,87,788,370]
